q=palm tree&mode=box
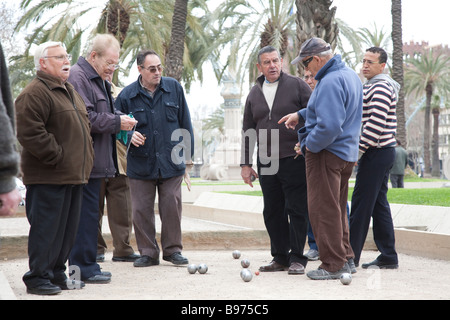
[294,0,338,76]
[391,0,406,148]
[11,0,211,93]
[404,50,450,176]
[165,0,188,82]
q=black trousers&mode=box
[350,147,398,265]
[258,156,309,267]
[69,178,103,280]
[22,184,83,289]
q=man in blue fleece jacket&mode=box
[280,38,363,280]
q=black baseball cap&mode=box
[291,37,331,65]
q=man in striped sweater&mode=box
[350,47,400,270]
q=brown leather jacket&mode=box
[15,71,94,185]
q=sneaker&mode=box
[348,258,357,274]
[307,263,351,280]
[304,249,319,261]
[163,252,189,265]
[133,255,159,267]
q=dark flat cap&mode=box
[291,37,331,65]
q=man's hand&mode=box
[131,131,146,147]
[120,115,138,131]
[278,112,299,130]
[241,166,258,188]
[0,189,22,217]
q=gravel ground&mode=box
[1,249,449,301]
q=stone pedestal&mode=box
[201,76,242,180]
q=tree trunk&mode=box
[431,107,441,177]
[295,0,338,76]
[165,0,188,82]
[423,83,433,176]
[391,0,406,147]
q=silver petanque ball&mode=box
[340,273,352,285]
[232,250,241,259]
[240,268,253,282]
[187,264,198,274]
[241,258,250,268]
[198,263,208,274]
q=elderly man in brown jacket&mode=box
[15,41,94,295]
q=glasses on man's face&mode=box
[302,56,314,68]
[141,64,164,73]
[44,54,72,61]
[105,61,120,70]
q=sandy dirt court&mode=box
[1,249,449,301]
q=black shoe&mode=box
[133,255,159,267]
[52,279,85,290]
[27,283,62,295]
[112,253,141,262]
[83,274,111,284]
[163,252,189,265]
[362,258,398,269]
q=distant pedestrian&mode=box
[390,139,408,188]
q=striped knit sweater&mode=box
[359,80,397,153]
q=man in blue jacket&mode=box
[281,38,363,280]
[115,50,194,267]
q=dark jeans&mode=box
[390,174,404,188]
[69,178,103,280]
[258,156,309,267]
[350,147,398,265]
[23,184,83,288]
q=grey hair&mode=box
[257,46,281,64]
[34,41,64,71]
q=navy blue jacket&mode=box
[115,76,194,180]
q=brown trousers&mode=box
[129,175,183,259]
[305,150,355,272]
[97,175,135,257]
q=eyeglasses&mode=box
[44,54,72,61]
[302,56,314,68]
[140,64,164,73]
[105,61,120,70]
[362,59,380,65]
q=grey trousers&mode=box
[129,175,183,259]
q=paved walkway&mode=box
[1,181,449,301]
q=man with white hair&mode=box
[16,41,94,295]
[67,34,137,284]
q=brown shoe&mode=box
[259,260,288,272]
[288,262,305,275]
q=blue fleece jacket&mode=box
[298,55,363,162]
